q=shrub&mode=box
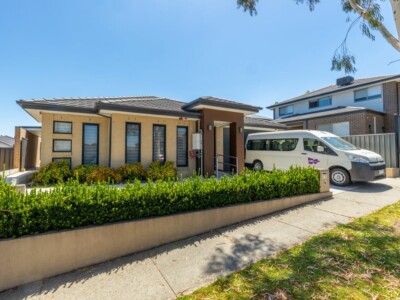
[0,167,320,238]
[86,166,122,184]
[147,161,177,181]
[118,163,146,181]
[33,161,72,185]
[73,165,99,183]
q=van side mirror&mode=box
[317,145,324,153]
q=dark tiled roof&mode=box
[277,106,385,124]
[97,97,200,117]
[183,96,262,112]
[268,74,400,109]
[244,115,286,129]
[0,135,14,148]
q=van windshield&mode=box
[321,137,358,150]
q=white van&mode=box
[245,130,386,186]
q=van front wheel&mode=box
[253,160,263,171]
[330,168,350,186]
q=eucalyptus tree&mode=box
[237,0,400,73]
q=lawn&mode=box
[180,201,400,300]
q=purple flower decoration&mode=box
[308,157,320,165]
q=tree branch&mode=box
[390,0,400,40]
[347,0,400,51]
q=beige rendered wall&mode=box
[13,127,26,170]
[41,113,110,169]
[110,113,197,176]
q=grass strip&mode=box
[180,201,400,300]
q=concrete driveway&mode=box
[1,178,399,300]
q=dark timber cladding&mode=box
[200,108,245,176]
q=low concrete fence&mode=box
[0,171,331,292]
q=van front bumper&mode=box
[349,162,386,182]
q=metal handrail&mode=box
[215,154,239,178]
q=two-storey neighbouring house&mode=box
[267,74,400,136]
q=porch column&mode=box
[229,121,245,173]
[200,113,215,176]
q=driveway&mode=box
[1,178,399,300]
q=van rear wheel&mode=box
[330,168,350,186]
[253,160,263,171]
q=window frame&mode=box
[278,105,294,116]
[52,157,72,166]
[176,126,188,167]
[354,88,382,102]
[152,124,167,163]
[125,122,141,164]
[82,123,99,165]
[53,121,73,134]
[309,97,332,109]
[53,139,72,152]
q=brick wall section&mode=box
[382,82,400,133]
[307,111,385,135]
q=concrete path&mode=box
[2,178,399,300]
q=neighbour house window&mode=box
[53,121,72,134]
[153,125,166,163]
[126,123,141,163]
[177,126,188,167]
[354,88,382,102]
[53,139,72,152]
[52,157,72,166]
[309,97,332,109]
[278,105,294,116]
[82,123,99,165]
[247,139,298,151]
[303,138,336,156]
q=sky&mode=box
[0,0,399,136]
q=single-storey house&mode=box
[267,74,400,136]
[16,96,285,176]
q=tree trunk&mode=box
[390,0,400,40]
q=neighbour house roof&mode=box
[267,74,400,109]
[244,115,286,129]
[0,135,14,148]
[277,106,385,124]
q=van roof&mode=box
[246,130,338,139]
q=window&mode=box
[153,125,166,163]
[247,139,298,151]
[52,157,72,166]
[269,139,298,151]
[246,139,269,151]
[303,138,336,155]
[317,122,350,136]
[309,97,332,109]
[53,139,72,152]
[53,121,72,134]
[82,123,99,165]
[354,88,382,102]
[279,105,294,116]
[126,123,141,163]
[177,126,188,167]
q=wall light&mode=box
[239,127,243,133]
[208,124,213,131]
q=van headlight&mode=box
[346,154,369,163]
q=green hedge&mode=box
[0,167,320,239]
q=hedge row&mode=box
[0,167,320,239]
[33,161,177,185]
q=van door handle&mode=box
[301,153,307,155]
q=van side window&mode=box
[247,138,298,151]
[303,138,336,155]
[269,139,298,151]
[247,139,269,150]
